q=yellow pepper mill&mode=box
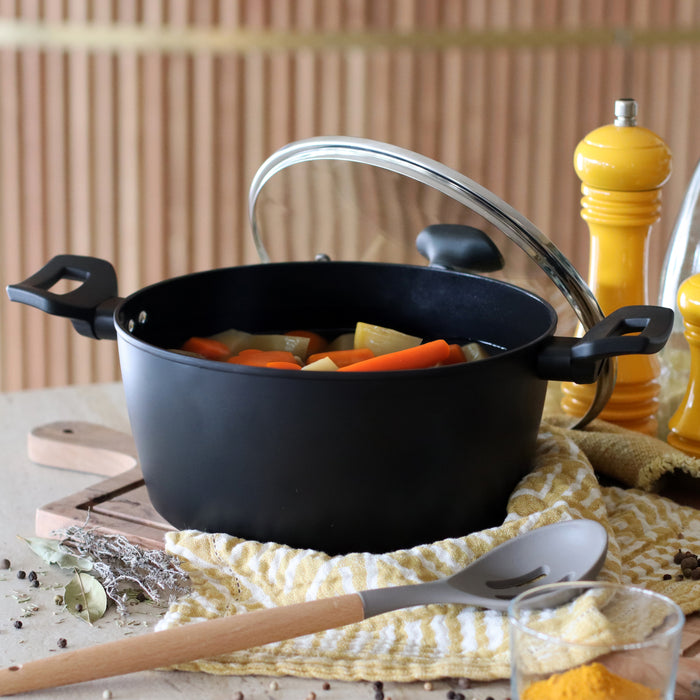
[560,99,672,435]
[667,274,700,455]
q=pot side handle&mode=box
[537,305,674,384]
[6,255,120,340]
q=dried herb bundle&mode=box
[53,525,191,616]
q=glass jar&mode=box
[657,158,700,439]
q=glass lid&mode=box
[248,136,614,428]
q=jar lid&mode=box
[248,136,613,427]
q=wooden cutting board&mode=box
[30,421,172,550]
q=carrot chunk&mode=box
[228,350,300,367]
[307,348,375,368]
[181,336,232,361]
[266,361,303,370]
[235,348,264,358]
[441,343,467,365]
[337,339,450,372]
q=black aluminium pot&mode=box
[7,252,672,554]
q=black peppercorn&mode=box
[57,638,67,648]
[27,571,37,582]
[681,556,698,571]
[30,580,39,588]
[13,620,22,629]
[16,570,26,580]
[663,573,672,580]
[0,558,10,570]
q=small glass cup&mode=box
[508,582,684,700]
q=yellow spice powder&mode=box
[520,661,661,700]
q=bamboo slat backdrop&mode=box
[1,0,700,391]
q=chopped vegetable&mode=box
[181,337,231,361]
[246,333,308,357]
[462,341,490,362]
[208,328,253,354]
[230,349,263,361]
[179,322,491,372]
[228,350,300,367]
[302,356,339,371]
[353,322,422,356]
[338,339,450,372]
[286,330,327,356]
[441,344,467,365]
[266,361,303,370]
[211,328,310,358]
[326,332,355,351]
[307,348,375,368]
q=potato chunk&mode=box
[353,322,422,356]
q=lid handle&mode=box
[416,224,504,273]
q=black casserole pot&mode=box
[7,137,673,554]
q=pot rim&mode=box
[115,258,559,379]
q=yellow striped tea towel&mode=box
[155,419,700,682]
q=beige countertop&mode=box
[0,382,511,700]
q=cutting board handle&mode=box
[28,421,137,477]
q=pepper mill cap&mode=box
[614,98,638,126]
[574,99,672,191]
[678,274,700,327]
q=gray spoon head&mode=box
[359,519,609,617]
[446,519,609,610]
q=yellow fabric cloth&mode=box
[544,415,700,491]
[156,419,700,682]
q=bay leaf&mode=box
[19,536,93,572]
[64,572,108,624]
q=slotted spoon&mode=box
[0,518,607,696]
